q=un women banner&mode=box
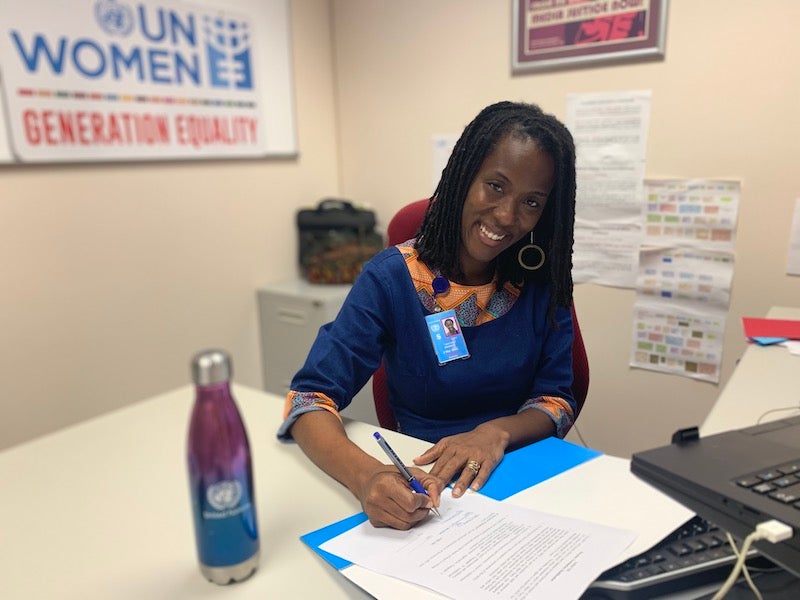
[0,0,296,162]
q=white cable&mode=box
[712,520,793,600]
[711,531,762,600]
[756,405,800,424]
[725,531,763,600]
[571,423,588,447]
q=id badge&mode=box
[425,309,470,365]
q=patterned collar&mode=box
[396,240,521,327]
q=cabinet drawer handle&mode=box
[276,308,307,326]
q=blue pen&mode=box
[374,432,440,517]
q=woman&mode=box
[443,317,459,336]
[278,101,577,529]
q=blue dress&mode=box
[278,245,576,443]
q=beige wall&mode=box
[331,0,800,457]
[3,1,800,458]
[0,0,340,449]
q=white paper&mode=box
[787,198,800,276]
[642,179,740,250]
[784,340,800,356]
[321,489,635,600]
[631,302,727,383]
[635,246,734,308]
[0,78,14,162]
[504,455,695,564]
[431,135,458,190]
[567,90,651,288]
[342,564,449,599]
[630,180,741,383]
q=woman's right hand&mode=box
[290,410,442,529]
[358,466,443,530]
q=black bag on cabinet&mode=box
[296,198,384,284]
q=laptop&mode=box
[631,414,800,578]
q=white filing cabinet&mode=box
[256,280,378,426]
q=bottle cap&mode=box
[191,349,232,386]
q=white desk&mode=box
[4,307,797,599]
[0,384,694,600]
[701,306,800,436]
[0,385,422,599]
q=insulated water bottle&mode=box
[187,349,260,584]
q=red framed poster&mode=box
[512,0,668,73]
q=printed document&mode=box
[567,90,651,288]
[320,488,635,600]
[788,198,800,276]
[629,179,740,383]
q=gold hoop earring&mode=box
[517,232,545,271]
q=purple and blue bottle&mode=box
[187,349,259,584]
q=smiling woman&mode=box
[416,101,576,310]
[278,101,578,531]
[457,135,554,285]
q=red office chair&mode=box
[371,199,590,431]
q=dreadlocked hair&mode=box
[414,101,576,320]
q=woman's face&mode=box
[458,133,555,284]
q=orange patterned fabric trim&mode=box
[283,390,342,422]
[519,395,575,439]
[398,243,521,326]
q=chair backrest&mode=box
[372,199,589,430]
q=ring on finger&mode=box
[466,460,481,475]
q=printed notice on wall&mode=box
[787,198,800,276]
[431,134,458,192]
[0,0,296,162]
[567,90,651,288]
[0,91,13,162]
[630,180,741,383]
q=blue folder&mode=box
[749,336,788,346]
[301,437,601,569]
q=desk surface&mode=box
[0,384,419,599]
[4,307,797,599]
[701,306,800,436]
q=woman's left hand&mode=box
[412,423,509,498]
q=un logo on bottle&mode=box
[207,480,243,510]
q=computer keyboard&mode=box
[581,515,776,599]
[734,459,800,508]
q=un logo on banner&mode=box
[94,0,134,36]
[203,15,253,90]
